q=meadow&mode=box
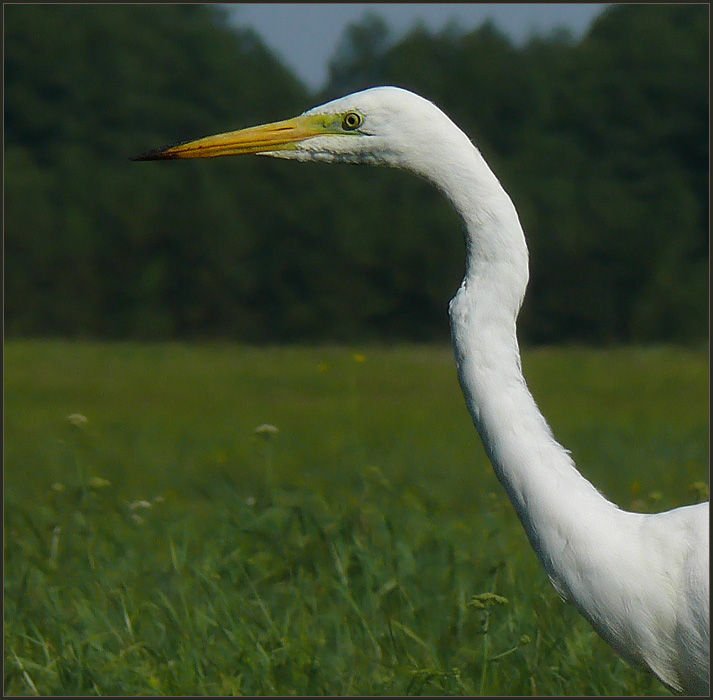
[4,340,709,695]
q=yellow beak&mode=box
[131,114,326,161]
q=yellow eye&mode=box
[342,112,363,130]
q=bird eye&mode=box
[342,112,363,130]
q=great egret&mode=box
[133,86,709,695]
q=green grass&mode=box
[4,340,709,695]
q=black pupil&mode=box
[345,114,359,128]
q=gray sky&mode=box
[225,3,609,90]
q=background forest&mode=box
[4,4,709,344]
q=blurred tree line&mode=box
[4,4,708,343]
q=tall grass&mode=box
[4,340,708,695]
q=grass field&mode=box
[4,340,709,695]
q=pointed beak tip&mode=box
[130,147,176,162]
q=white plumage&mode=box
[134,86,710,695]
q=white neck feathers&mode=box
[433,137,620,600]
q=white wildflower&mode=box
[128,500,153,510]
[67,413,88,427]
[254,424,279,436]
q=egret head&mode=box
[132,87,464,176]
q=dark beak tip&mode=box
[130,148,174,162]
[131,136,204,162]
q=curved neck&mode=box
[436,141,619,597]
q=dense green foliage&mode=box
[4,4,709,342]
[4,341,709,694]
